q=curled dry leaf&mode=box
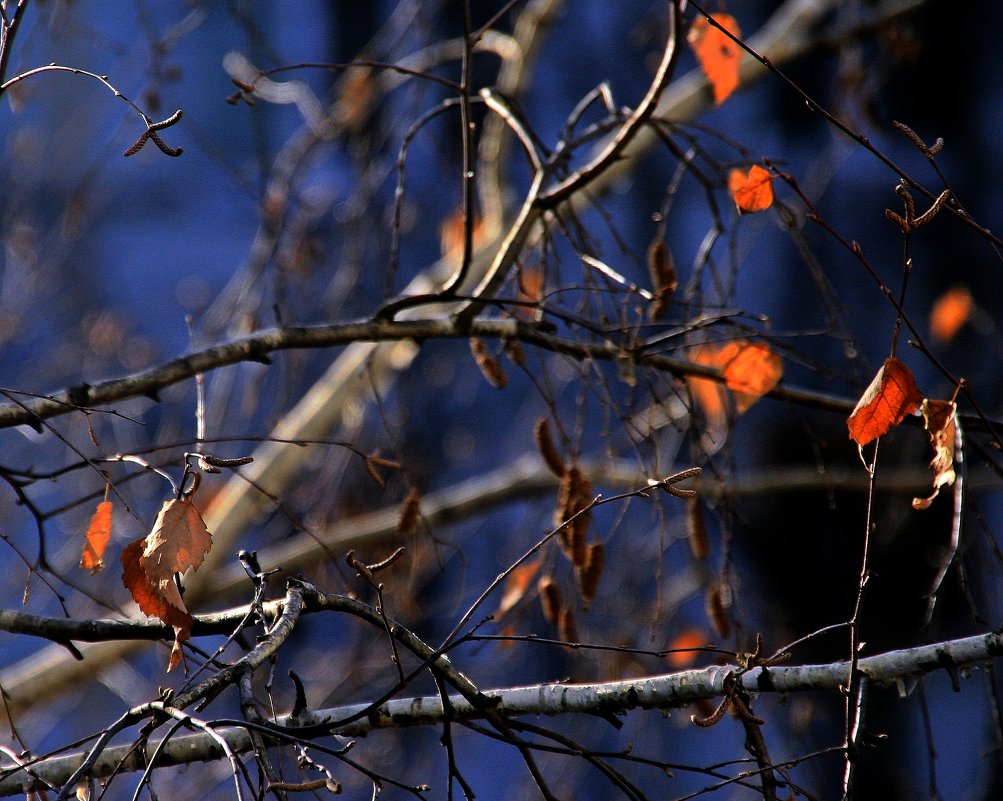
[80,499,113,574]
[120,497,213,671]
[912,398,958,510]
[847,357,924,446]
[687,13,743,105]
[728,165,775,213]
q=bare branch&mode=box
[4,625,1001,797]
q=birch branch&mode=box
[2,626,999,796]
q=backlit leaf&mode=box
[687,341,784,447]
[687,342,737,450]
[912,398,958,510]
[80,500,113,574]
[721,341,784,412]
[666,628,707,668]
[847,357,924,446]
[728,165,774,213]
[495,559,541,619]
[929,286,972,345]
[687,13,742,105]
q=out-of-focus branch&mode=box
[1,455,987,649]
[4,625,1000,796]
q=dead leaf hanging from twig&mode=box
[121,497,213,671]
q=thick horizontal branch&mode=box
[0,317,857,430]
[3,315,993,434]
[3,626,1000,796]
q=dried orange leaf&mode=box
[120,538,192,631]
[728,165,774,213]
[912,398,958,510]
[687,13,743,105]
[721,341,783,412]
[929,286,972,345]
[496,559,541,618]
[687,340,782,439]
[80,500,113,574]
[847,357,924,446]
[686,342,738,449]
[120,497,213,672]
[143,498,213,577]
[666,628,707,668]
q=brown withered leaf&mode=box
[912,398,958,510]
[120,497,213,671]
[80,499,113,574]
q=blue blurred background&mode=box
[1,1,1002,798]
